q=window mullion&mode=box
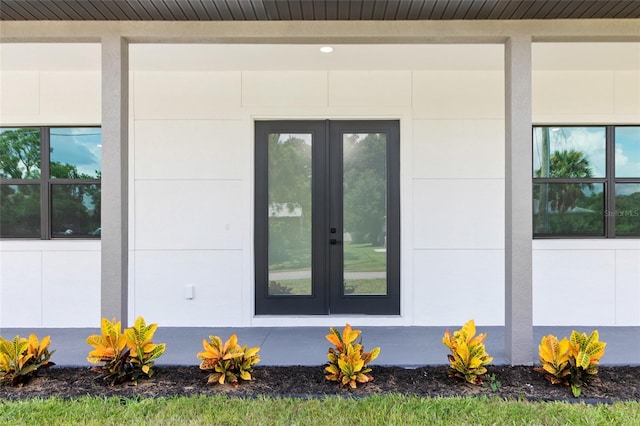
[40,127,51,240]
[606,126,616,237]
[51,178,101,184]
[534,178,605,183]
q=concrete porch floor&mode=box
[2,326,638,367]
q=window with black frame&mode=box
[533,125,640,238]
[0,127,102,239]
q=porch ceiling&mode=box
[1,0,639,21]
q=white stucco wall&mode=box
[127,43,506,327]
[411,67,506,326]
[531,43,640,326]
[0,44,102,327]
[1,42,639,328]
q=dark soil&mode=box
[2,365,639,401]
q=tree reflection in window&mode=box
[533,126,640,238]
[0,127,101,239]
[533,127,605,236]
[0,128,41,179]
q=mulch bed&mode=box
[1,365,639,401]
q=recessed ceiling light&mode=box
[320,46,333,53]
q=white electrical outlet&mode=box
[184,284,194,299]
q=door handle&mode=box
[330,239,342,245]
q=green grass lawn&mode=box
[268,242,388,295]
[270,243,386,273]
[2,395,639,425]
[344,278,386,295]
[343,243,386,272]
[271,278,386,295]
[269,278,313,295]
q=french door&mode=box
[255,120,399,315]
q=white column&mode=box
[505,35,533,365]
[101,35,129,324]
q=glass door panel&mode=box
[342,133,387,296]
[328,121,399,314]
[267,133,313,296]
[255,121,327,314]
[255,120,399,315]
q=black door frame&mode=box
[254,120,400,315]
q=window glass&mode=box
[343,133,387,296]
[533,127,605,178]
[0,184,40,237]
[51,184,101,238]
[615,127,640,178]
[1,126,101,240]
[267,133,312,296]
[50,128,102,179]
[533,183,604,235]
[0,128,41,179]
[614,184,640,235]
